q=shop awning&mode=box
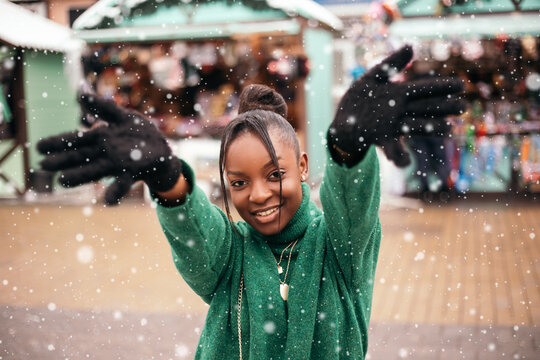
[74,0,342,42]
[389,12,540,40]
[397,0,540,17]
[0,0,83,53]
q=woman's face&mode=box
[225,130,308,235]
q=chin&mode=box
[246,211,289,235]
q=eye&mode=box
[230,180,246,188]
[268,170,285,181]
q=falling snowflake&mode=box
[263,320,276,334]
[398,348,408,358]
[403,231,414,243]
[130,149,142,161]
[414,252,425,261]
[77,245,94,264]
[175,344,190,358]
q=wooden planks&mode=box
[373,200,540,327]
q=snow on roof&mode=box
[74,0,342,32]
[267,0,342,30]
[0,0,84,53]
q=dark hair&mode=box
[219,109,300,230]
[238,84,288,119]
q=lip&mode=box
[250,203,283,224]
[251,204,282,215]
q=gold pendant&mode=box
[280,283,289,301]
[277,265,283,274]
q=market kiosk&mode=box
[73,0,342,197]
[389,0,540,195]
[0,0,82,198]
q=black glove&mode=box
[37,94,182,205]
[328,45,465,167]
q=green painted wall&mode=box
[0,140,24,196]
[0,50,79,196]
[303,28,333,180]
[23,50,80,170]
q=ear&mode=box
[299,152,309,181]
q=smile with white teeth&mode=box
[255,206,280,217]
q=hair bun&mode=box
[238,84,288,118]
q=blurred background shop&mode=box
[72,0,343,196]
[328,0,540,199]
[3,0,538,203]
[388,0,540,198]
[0,0,83,198]
[1,0,343,201]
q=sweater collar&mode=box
[248,182,311,245]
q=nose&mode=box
[249,180,272,204]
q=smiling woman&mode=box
[36,46,465,359]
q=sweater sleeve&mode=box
[320,145,381,288]
[154,162,235,302]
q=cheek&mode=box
[281,179,302,201]
[230,191,247,211]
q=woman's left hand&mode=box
[328,45,465,167]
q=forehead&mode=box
[225,130,293,171]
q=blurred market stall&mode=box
[388,0,540,196]
[72,0,342,198]
[0,0,83,198]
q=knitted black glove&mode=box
[328,45,465,167]
[37,93,182,205]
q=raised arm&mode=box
[323,46,465,287]
[155,163,236,302]
[37,94,233,300]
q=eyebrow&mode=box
[227,157,282,176]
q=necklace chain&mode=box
[238,238,300,359]
[275,240,295,269]
[280,239,299,285]
[237,273,244,360]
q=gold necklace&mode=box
[277,239,299,301]
[274,240,295,275]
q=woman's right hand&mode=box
[37,93,182,205]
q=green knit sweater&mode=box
[155,146,381,359]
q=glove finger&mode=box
[37,128,101,154]
[401,117,452,137]
[58,158,115,187]
[406,98,466,117]
[406,77,464,99]
[40,146,102,172]
[104,174,133,205]
[79,92,129,125]
[380,140,411,168]
[365,45,413,83]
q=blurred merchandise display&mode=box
[403,35,540,194]
[82,39,310,138]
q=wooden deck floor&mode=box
[0,198,538,328]
[375,200,540,327]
